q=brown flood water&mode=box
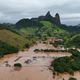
[0,43,79,80]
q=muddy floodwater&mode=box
[0,43,79,80]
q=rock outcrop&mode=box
[32,11,61,25]
[55,13,61,25]
[16,11,61,28]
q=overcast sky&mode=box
[0,0,80,25]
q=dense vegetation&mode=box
[14,63,22,71]
[0,27,37,57]
[66,34,80,48]
[0,29,28,49]
[69,77,77,80]
[0,41,18,57]
[15,19,43,28]
[14,63,22,68]
[34,49,67,52]
[51,49,80,75]
[50,40,65,47]
[50,28,80,75]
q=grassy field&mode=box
[0,29,28,49]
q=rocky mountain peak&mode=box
[46,11,52,17]
[55,13,61,24]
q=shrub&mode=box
[68,49,80,58]
[25,43,30,48]
[50,40,64,47]
[14,63,22,71]
[0,41,19,57]
[51,49,80,74]
[51,57,80,74]
[34,49,67,53]
[14,63,22,67]
[69,77,77,80]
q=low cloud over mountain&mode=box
[0,0,80,25]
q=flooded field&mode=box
[0,42,78,80]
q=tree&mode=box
[69,77,77,80]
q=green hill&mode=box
[15,19,43,29]
[66,34,80,48]
[15,19,70,41]
[15,12,79,41]
[35,20,70,40]
[0,28,28,49]
[0,27,38,57]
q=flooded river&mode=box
[0,43,75,80]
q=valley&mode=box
[0,11,80,80]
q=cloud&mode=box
[0,0,80,25]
